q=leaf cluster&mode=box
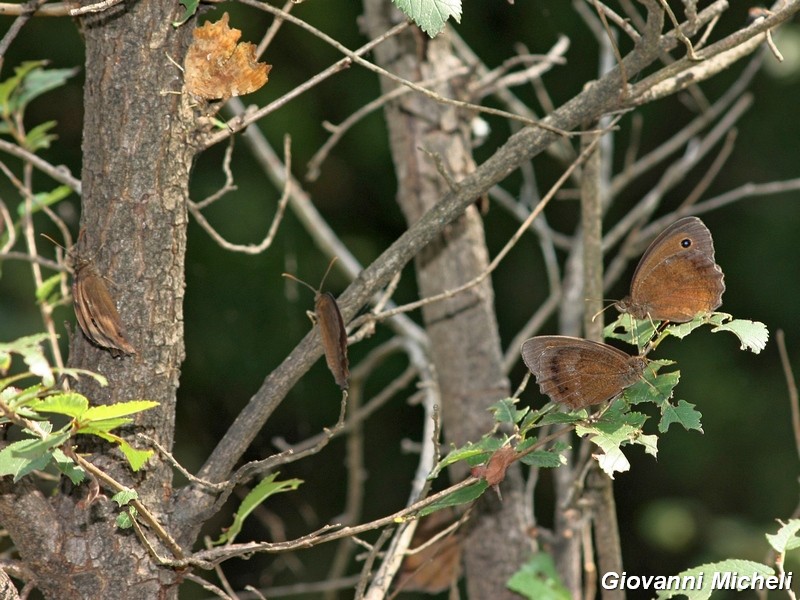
[0,334,159,481]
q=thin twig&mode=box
[353,120,617,327]
[71,453,185,560]
[306,67,471,182]
[776,330,800,461]
[255,0,295,59]
[0,138,82,193]
[69,0,123,16]
[188,135,292,254]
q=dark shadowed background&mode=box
[1,1,799,598]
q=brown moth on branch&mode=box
[283,258,349,390]
[72,258,137,357]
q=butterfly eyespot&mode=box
[680,237,692,248]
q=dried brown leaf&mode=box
[185,12,271,100]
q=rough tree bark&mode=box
[0,0,195,597]
[362,2,530,596]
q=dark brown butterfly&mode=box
[615,217,725,323]
[521,336,646,409]
[283,258,349,390]
[72,259,137,357]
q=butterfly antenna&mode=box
[40,233,67,252]
[588,299,617,323]
[281,272,318,296]
[318,256,339,291]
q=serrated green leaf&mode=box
[519,449,566,468]
[604,313,658,350]
[34,393,89,418]
[112,489,139,506]
[418,479,488,517]
[36,273,63,305]
[214,473,303,545]
[489,398,528,425]
[655,559,774,599]
[710,317,769,354]
[393,0,462,37]
[659,399,703,433]
[507,552,571,600]
[4,383,46,409]
[766,519,800,553]
[82,400,159,422]
[116,439,153,471]
[172,0,200,26]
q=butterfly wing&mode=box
[521,336,644,409]
[73,265,136,356]
[316,292,349,390]
[620,217,725,322]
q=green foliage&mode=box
[417,479,488,518]
[656,559,776,599]
[214,473,303,545]
[0,61,78,149]
[172,0,200,27]
[392,0,461,38]
[431,311,769,490]
[507,553,571,600]
[0,334,160,480]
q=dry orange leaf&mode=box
[185,13,271,100]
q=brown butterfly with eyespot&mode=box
[615,216,725,323]
[283,258,349,390]
[521,336,646,409]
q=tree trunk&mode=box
[361,2,530,596]
[0,1,195,597]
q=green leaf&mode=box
[0,61,46,114]
[53,448,84,484]
[214,473,303,545]
[15,66,79,114]
[417,479,488,517]
[24,120,58,151]
[82,400,159,422]
[604,313,658,351]
[655,559,774,599]
[17,185,73,218]
[116,507,137,529]
[659,399,703,433]
[77,418,134,433]
[172,0,200,26]
[117,439,153,472]
[489,398,528,425]
[34,393,89,418]
[0,334,53,386]
[112,489,139,507]
[36,274,63,305]
[507,553,571,600]
[12,429,70,458]
[392,0,462,37]
[766,519,800,553]
[709,316,770,354]
[429,437,503,479]
[0,438,55,481]
[518,441,568,469]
